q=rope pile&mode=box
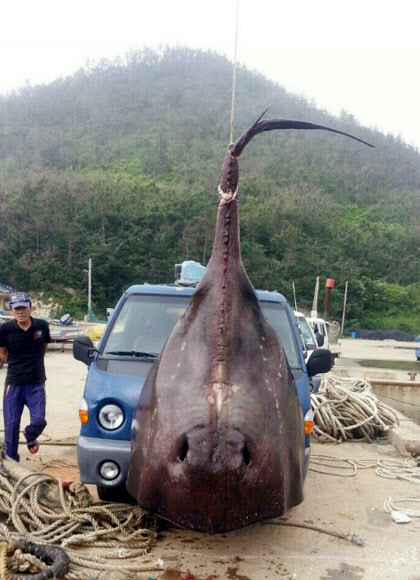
[311,374,398,443]
[0,453,163,579]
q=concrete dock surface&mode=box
[0,343,419,579]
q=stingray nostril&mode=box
[177,435,189,462]
[243,443,251,466]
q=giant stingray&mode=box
[127,111,373,533]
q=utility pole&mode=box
[311,276,319,318]
[292,281,298,311]
[341,280,349,336]
[88,258,92,319]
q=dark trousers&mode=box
[3,383,47,462]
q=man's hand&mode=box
[0,347,7,362]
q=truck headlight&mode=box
[98,404,124,430]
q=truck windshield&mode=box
[261,303,300,369]
[296,315,317,350]
[103,295,190,358]
[102,295,301,369]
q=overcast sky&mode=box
[1,0,420,149]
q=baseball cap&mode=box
[9,292,31,308]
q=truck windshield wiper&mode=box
[106,350,159,359]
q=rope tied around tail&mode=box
[218,185,238,205]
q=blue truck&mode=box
[73,281,332,501]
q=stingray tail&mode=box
[231,109,374,158]
[220,109,374,195]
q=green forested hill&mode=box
[0,47,419,331]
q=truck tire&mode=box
[96,484,135,504]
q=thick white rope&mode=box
[311,374,399,443]
[0,459,163,578]
[310,454,420,483]
[384,497,420,517]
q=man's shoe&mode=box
[23,429,40,455]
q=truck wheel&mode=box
[97,484,135,504]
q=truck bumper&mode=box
[77,436,311,488]
[77,436,131,487]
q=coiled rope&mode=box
[0,456,163,579]
[384,497,420,517]
[311,374,398,443]
[310,454,420,483]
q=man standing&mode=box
[0,292,51,461]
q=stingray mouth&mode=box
[174,428,253,473]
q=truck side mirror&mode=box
[73,335,95,366]
[306,348,332,377]
[316,334,324,347]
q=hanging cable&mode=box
[229,0,240,145]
